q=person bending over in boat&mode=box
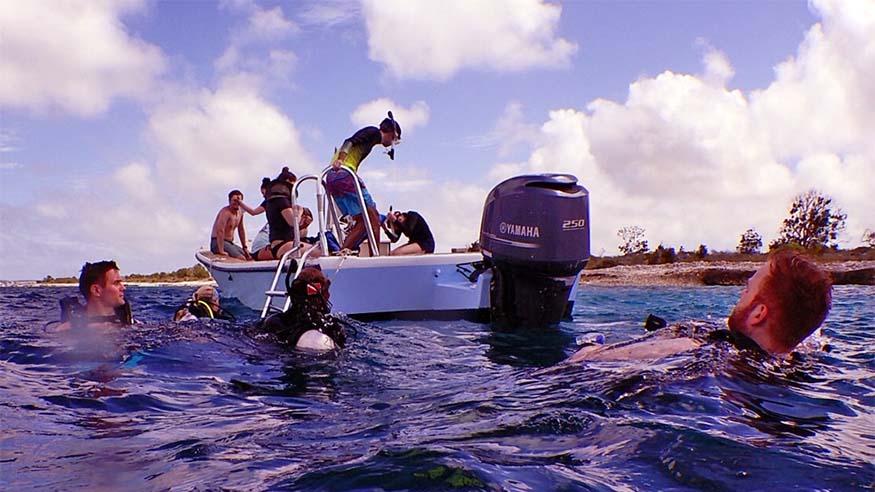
[567,249,832,363]
[210,189,250,260]
[53,260,133,330]
[326,111,401,252]
[255,267,346,351]
[382,209,435,255]
[173,285,235,322]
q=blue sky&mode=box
[1,0,873,279]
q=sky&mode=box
[1,0,874,280]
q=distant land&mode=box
[582,247,875,286]
[15,247,875,288]
[36,265,211,285]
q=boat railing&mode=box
[260,241,320,318]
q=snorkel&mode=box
[384,111,400,160]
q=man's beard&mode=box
[728,301,756,334]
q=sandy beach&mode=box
[580,260,875,287]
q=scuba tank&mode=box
[52,296,134,328]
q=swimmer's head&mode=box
[728,249,831,354]
[291,267,331,303]
[78,261,125,311]
[194,285,221,312]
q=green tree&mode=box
[737,228,763,254]
[617,226,648,255]
[771,189,846,250]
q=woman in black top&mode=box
[382,210,435,255]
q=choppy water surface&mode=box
[1,285,873,491]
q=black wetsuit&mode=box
[386,211,435,253]
[266,196,294,242]
[334,127,382,171]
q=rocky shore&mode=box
[580,260,875,287]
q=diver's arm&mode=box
[332,151,348,169]
[281,207,297,227]
[567,337,701,363]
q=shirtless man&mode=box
[56,260,131,330]
[567,249,832,362]
[210,189,250,260]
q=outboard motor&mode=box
[480,174,590,328]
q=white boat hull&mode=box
[196,251,579,318]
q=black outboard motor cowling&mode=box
[479,174,590,328]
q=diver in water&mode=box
[256,267,347,351]
[52,260,134,330]
[173,285,235,322]
[567,249,833,362]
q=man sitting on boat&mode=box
[173,285,234,322]
[326,111,401,252]
[382,209,435,255]
[54,260,133,330]
[255,267,346,351]
[567,249,832,362]
[210,189,250,260]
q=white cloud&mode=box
[0,162,22,170]
[114,162,157,202]
[0,0,165,117]
[478,0,875,254]
[350,99,429,135]
[215,4,299,78]
[147,78,316,196]
[298,0,360,27]
[466,102,541,158]
[362,0,577,80]
[750,0,875,159]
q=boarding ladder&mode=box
[259,166,381,319]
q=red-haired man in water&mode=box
[568,249,833,362]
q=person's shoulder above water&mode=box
[566,249,833,363]
[50,260,134,331]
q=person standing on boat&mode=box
[210,189,250,260]
[382,210,435,255]
[326,111,401,252]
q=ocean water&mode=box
[1,284,873,491]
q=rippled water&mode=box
[1,285,873,491]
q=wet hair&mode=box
[78,260,119,300]
[228,189,243,200]
[757,249,832,349]
[265,267,346,348]
[260,177,271,191]
[276,166,297,183]
[379,111,401,139]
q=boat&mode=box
[197,171,591,325]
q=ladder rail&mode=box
[319,165,379,255]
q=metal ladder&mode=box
[259,242,319,319]
[259,165,380,319]
[317,165,380,256]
